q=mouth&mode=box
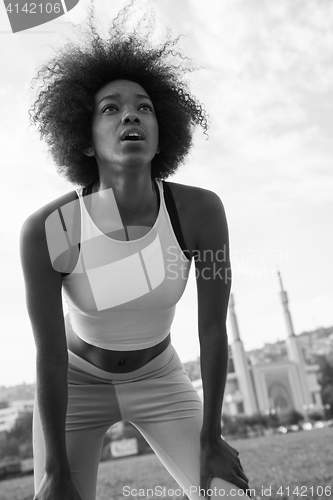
[120,128,146,142]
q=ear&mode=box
[83,146,95,157]
[156,144,161,155]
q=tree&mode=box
[279,409,304,426]
[308,410,324,422]
[8,413,33,444]
[222,414,249,438]
[316,354,333,419]
[263,411,280,429]
[0,437,19,459]
[244,413,267,436]
[1,413,34,460]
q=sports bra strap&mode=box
[162,181,190,261]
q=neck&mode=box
[93,174,157,218]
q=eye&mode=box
[139,103,153,112]
[102,104,118,113]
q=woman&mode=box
[21,6,252,500]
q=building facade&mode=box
[192,272,323,419]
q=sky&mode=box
[1,0,333,387]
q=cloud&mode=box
[181,0,333,150]
[1,0,332,385]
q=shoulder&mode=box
[20,190,80,274]
[164,181,227,251]
[20,189,79,238]
[165,180,224,212]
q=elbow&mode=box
[198,315,228,334]
[198,323,228,340]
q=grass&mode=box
[0,427,332,500]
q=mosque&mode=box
[193,272,323,418]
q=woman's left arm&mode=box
[194,189,251,497]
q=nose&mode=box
[122,109,140,124]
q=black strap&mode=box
[84,183,94,196]
[162,181,190,261]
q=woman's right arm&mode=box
[20,211,81,499]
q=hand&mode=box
[33,471,83,500]
[200,436,251,498]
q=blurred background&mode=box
[1,1,333,497]
[1,0,333,388]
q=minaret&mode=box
[229,294,258,415]
[229,293,241,342]
[278,271,312,405]
[278,270,296,337]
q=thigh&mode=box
[135,416,248,499]
[123,368,246,499]
[122,364,203,496]
[33,368,122,500]
[33,400,106,500]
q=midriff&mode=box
[66,326,171,373]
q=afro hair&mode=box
[29,1,209,186]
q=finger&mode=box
[200,474,215,498]
[237,457,244,470]
[229,443,240,455]
[245,485,253,499]
[234,477,251,497]
[238,466,249,483]
[236,456,248,477]
[200,474,210,497]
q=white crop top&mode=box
[62,180,192,350]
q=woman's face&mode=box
[86,79,160,171]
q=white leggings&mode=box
[33,344,249,499]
